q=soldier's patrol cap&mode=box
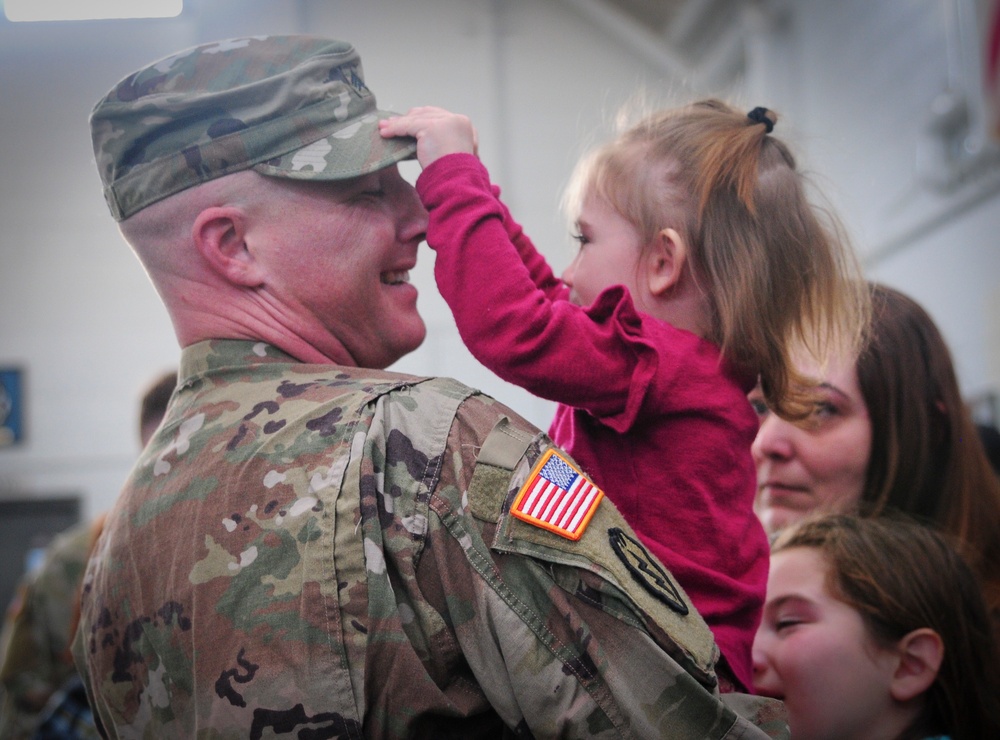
[90,35,417,221]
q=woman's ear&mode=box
[647,228,688,297]
[192,206,264,287]
[889,628,944,702]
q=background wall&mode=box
[1,0,997,527]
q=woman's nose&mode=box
[752,414,795,462]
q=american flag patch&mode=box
[510,449,604,540]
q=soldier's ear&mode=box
[192,206,265,287]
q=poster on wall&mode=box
[0,367,24,447]
[984,0,1000,139]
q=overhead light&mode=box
[4,0,182,22]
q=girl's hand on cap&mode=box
[380,107,478,168]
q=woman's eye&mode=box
[813,401,838,419]
[749,397,769,419]
[571,232,589,247]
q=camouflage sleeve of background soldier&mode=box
[0,522,92,736]
[359,379,789,739]
[0,576,50,739]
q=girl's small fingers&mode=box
[381,117,418,136]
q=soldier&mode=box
[73,35,787,738]
[0,522,97,739]
[0,370,175,739]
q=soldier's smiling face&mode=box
[250,166,429,368]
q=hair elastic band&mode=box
[747,107,774,134]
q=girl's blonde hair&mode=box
[563,98,869,419]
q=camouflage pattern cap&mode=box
[90,35,417,221]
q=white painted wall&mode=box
[757,0,1000,411]
[0,0,997,523]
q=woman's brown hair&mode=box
[774,514,1000,739]
[856,283,1000,620]
[563,98,869,420]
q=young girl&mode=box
[753,514,1000,739]
[380,100,867,691]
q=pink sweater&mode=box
[417,153,768,691]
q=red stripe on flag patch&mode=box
[511,448,604,540]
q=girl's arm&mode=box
[491,186,568,302]
[420,154,657,428]
[380,107,565,300]
[381,109,654,426]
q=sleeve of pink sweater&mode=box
[417,153,659,431]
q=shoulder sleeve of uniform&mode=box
[464,416,720,685]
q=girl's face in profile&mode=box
[750,354,873,537]
[752,547,904,740]
[562,195,646,309]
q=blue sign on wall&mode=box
[0,367,24,447]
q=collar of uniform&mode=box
[178,340,301,390]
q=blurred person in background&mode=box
[0,370,175,739]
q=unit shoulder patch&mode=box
[510,448,603,540]
[609,528,689,615]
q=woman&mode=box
[753,514,1000,740]
[752,282,1000,621]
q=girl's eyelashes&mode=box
[774,616,804,632]
[571,232,589,247]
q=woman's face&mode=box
[751,354,873,537]
[752,547,906,740]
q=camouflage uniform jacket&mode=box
[73,340,787,739]
[0,520,95,739]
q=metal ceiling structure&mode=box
[556,0,761,90]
